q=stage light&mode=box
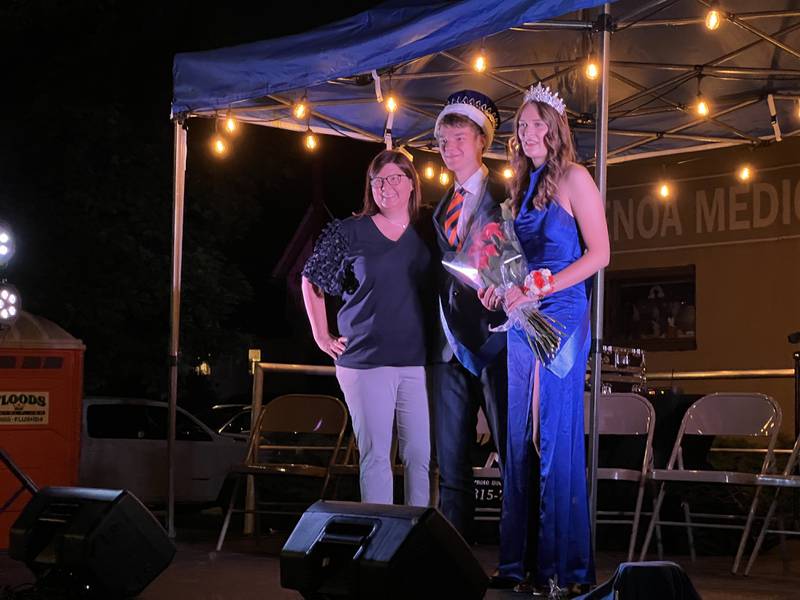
[304,129,318,151]
[385,95,398,113]
[585,57,600,81]
[211,136,228,156]
[293,96,308,120]
[695,94,710,117]
[502,167,514,179]
[0,222,14,266]
[0,284,20,326]
[224,116,237,133]
[657,182,672,199]
[423,163,435,179]
[737,165,753,182]
[439,170,450,186]
[705,3,722,31]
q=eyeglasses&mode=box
[370,174,408,188]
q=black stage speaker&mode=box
[9,486,176,598]
[581,561,701,600]
[280,500,488,599]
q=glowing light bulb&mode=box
[705,8,721,31]
[0,233,8,243]
[696,97,710,117]
[224,117,237,133]
[585,60,599,81]
[293,100,307,119]
[502,167,514,179]
[473,51,487,73]
[423,164,435,179]
[737,165,753,182]
[386,95,398,113]
[796,99,800,118]
[304,131,318,150]
[439,171,450,186]
[212,136,227,156]
[658,183,672,199]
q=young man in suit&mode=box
[430,90,508,541]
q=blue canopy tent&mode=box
[168,0,800,540]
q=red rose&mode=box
[533,271,545,289]
[481,222,504,241]
[483,244,500,258]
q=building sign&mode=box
[0,392,49,425]
[608,164,800,252]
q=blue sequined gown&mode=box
[498,163,595,586]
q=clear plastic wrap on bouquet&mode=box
[442,207,565,364]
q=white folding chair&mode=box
[639,393,781,573]
[587,393,656,562]
[744,430,800,574]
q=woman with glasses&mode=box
[301,149,433,506]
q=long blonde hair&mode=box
[507,100,576,214]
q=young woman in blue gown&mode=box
[479,84,610,595]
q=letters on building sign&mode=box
[608,164,800,252]
[0,392,50,425]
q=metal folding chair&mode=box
[587,393,656,561]
[743,430,800,574]
[216,394,347,551]
[639,393,781,573]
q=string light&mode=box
[0,222,14,266]
[585,55,600,81]
[696,95,710,117]
[224,116,237,133]
[385,95,398,113]
[705,2,722,31]
[304,129,318,151]
[737,164,753,182]
[473,49,488,73]
[796,99,800,119]
[211,136,227,156]
[293,96,308,119]
[423,163,435,179]
[502,167,514,179]
[439,170,450,186]
[657,182,672,199]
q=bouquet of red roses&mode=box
[442,208,564,364]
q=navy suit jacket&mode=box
[430,175,508,375]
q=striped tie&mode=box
[443,187,465,248]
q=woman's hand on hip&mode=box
[314,333,348,360]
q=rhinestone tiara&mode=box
[523,82,566,116]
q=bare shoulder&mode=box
[563,162,594,187]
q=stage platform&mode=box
[2,508,799,599]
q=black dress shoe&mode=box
[488,575,520,589]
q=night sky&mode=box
[0,1,388,406]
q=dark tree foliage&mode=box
[0,0,382,404]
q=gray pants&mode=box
[336,365,431,507]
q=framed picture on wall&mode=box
[604,265,696,351]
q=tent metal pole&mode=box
[618,9,800,28]
[615,0,677,27]
[608,70,760,142]
[267,95,384,143]
[692,0,800,61]
[606,97,760,158]
[588,2,611,562]
[609,21,800,111]
[167,119,187,539]
[611,61,800,77]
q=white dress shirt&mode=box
[455,163,489,243]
